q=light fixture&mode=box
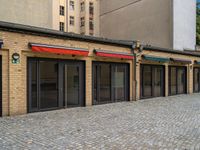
[12,53,20,64]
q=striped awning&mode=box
[170,58,191,64]
[29,43,89,56]
[142,55,170,62]
[94,49,134,60]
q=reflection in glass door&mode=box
[113,65,126,101]
[141,65,164,99]
[93,62,129,104]
[153,67,164,97]
[40,61,58,109]
[99,64,111,102]
[169,66,187,95]
[28,58,85,113]
[177,68,186,94]
[142,66,152,98]
[194,68,200,92]
[65,64,82,107]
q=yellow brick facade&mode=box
[1,29,200,117]
[135,49,200,100]
[0,31,133,116]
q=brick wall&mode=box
[0,31,133,116]
[136,49,200,100]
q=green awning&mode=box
[142,55,170,63]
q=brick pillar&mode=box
[188,64,193,94]
[85,57,92,106]
[9,50,27,116]
[1,50,9,116]
[165,63,169,97]
[136,63,140,100]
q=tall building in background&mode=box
[100,0,196,50]
[0,0,196,50]
[0,0,99,36]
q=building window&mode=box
[80,2,85,12]
[89,21,93,30]
[70,1,75,10]
[60,6,65,16]
[59,22,64,31]
[70,16,75,26]
[89,2,94,15]
[80,17,85,27]
[89,20,94,30]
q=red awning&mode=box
[94,49,134,60]
[29,43,89,56]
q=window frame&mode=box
[60,5,65,16]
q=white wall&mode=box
[173,0,196,50]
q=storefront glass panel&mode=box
[28,58,85,112]
[40,61,58,109]
[113,65,125,101]
[194,68,200,92]
[169,66,187,95]
[141,65,164,99]
[93,62,129,104]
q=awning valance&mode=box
[0,39,3,49]
[29,43,89,56]
[170,58,191,64]
[94,49,134,60]
[142,55,170,62]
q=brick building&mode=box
[0,21,200,117]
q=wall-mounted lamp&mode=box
[12,53,20,64]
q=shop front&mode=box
[140,64,165,99]
[169,66,187,96]
[28,58,85,112]
[93,62,129,104]
[193,61,200,93]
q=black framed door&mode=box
[169,66,187,96]
[28,58,85,113]
[64,63,84,107]
[0,56,2,117]
[193,67,200,93]
[140,65,165,99]
[93,62,129,105]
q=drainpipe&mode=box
[131,41,143,101]
[131,41,137,101]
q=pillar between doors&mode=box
[85,58,92,106]
[165,63,169,97]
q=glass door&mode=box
[141,65,164,99]
[93,62,129,104]
[177,68,186,94]
[142,66,152,98]
[113,65,127,102]
[194,68,200,93]
[153,67,164,97]
[64,63,84,107]
[40,61,59,109]
[28,58,85,113]
[169,67,177,95]
[169,66,187,95]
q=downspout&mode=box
[131,41,143,101]
[131,41,137,101]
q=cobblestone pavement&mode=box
[0,94,200,150]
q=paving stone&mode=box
[0,94,200,149]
